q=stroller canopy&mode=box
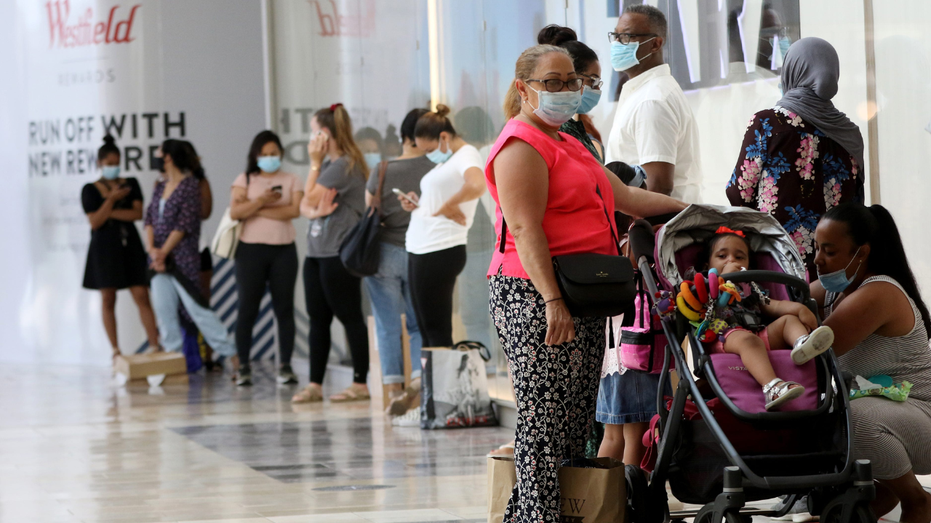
[655,205,806,289]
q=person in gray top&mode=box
[811,203,931,523]
[293,103,371,405]
[364,108,436,417]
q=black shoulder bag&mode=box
[498,185,636,318]
[340,160,387,277]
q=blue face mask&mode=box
[101,166,120,180]
[611,37,655,72]
[778,37,791,62]
[257,156,281,173]
[577,88,602,115]
[364,152,382,170]
[426,140,453,164]
[817,247,862,293]
[526,86,582,126]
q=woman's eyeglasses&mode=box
[525,78,584,92]
[579,74,603,90]
[608,32,657,44]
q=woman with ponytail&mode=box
[812,203,931,523]
[83,135,160,361]
[400,104,486,351]
[293,104,370,404]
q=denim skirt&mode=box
[596,370,670,425]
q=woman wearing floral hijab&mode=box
[726,37,865,280]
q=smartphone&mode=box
[392,188,418,207]
[271,185,283,193]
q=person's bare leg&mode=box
[766,315,808,352]
[599,423,625,461]
[880,472,931,523]
[872,481,901,520]
[623,421,650,467]
[723,330,778,386]
[100,289,119,358]
[129,286,160,350]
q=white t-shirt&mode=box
[606,64,704,204]
[405,144,484,255]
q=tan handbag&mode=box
[210,207,242,259]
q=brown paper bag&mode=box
[487,456,627,523]
[558,457,627,523]
[487,456,516,523]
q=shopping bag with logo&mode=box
[486,456,626,523]
[421,341,498,429]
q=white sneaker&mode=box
[391,408,421,427]
[791,326,835,365]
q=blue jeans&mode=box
[364,242,423,385]
[150,273,235,357]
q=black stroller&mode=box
[624,205,876,523]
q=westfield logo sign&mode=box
[45,1,141,48]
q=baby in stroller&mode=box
[690,226,835,410]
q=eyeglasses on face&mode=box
[608,32,657,44]
[579,73,603,90]
[525,77,584,92]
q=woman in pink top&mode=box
[487,44,686,523]
[229,130,303,386]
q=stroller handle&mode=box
[719,270,811,302]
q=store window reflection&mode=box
[610,0,800,99]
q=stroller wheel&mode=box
[819,498,876,523]
[695,503,751,523]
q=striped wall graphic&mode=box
[136,257,310,361]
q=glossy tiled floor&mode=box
[0,362,512,523]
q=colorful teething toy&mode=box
[718,281,742,307]
[653,290,675,316]
[678,281,707,321]
[694,273,709,303]
[677,294,704,321]
[708,269,719,299]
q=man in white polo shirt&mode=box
[606,4,703,203]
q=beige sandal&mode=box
[330,384,370,403]
[291,385,324,404]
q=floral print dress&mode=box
[726,106,863,279]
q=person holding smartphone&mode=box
[364,108,435,418]
[229,130,304,386]
[82,135,161,362]
[400,105,486,351]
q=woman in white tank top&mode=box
[811,203,931,523]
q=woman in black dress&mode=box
[82,135,160,361]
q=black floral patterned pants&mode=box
[489,275,605,523]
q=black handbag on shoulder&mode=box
[340,160,387,277]
[498,185,636,318]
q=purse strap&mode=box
[370,160,389,212]
[498,184,621,255]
